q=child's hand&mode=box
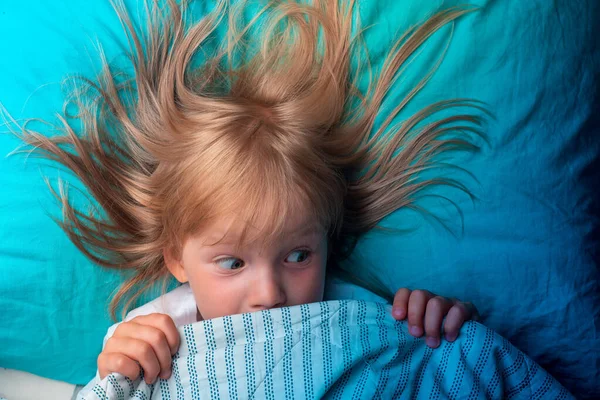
[391,288,479,349]
[97,313,180,384]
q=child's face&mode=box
[164,208,328,320]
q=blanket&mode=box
[78,300,573,399]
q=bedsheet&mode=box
[78,300,573,399]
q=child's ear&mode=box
[163,247,188,283]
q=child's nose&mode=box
[248,267,286,311]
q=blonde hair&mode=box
[12,0,485,320]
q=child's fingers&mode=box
[104,337,162,384]
[443,302,470,342]
[97,352,141,381]
[113,322,174,380]
[392,288,411,320]
[407,289,433,337]
[131,314,181,355]
[423,296,453,348]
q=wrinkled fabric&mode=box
[78,301,573,400]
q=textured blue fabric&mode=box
[78,301,573,400]
[0,0,598,398]
[333,1,600,398]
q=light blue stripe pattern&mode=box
[78,300,573,400]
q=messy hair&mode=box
[11,0,485,319]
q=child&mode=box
[14,0,482,386]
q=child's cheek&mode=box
[289,261,326,305]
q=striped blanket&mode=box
[78,300,572,399]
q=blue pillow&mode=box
[332,0,600,398]
[0,1,598,399]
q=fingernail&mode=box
[160,369,172,380]
[445,333,457,342]
[392,307,404,319]
[426,336,440,348]
[409,325,422,337]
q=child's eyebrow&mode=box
[201,236,238,247]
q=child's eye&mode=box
[285,249,311,263]
[215,257,245,270]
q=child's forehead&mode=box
[179,167,336,250]
[198,209,325,245]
